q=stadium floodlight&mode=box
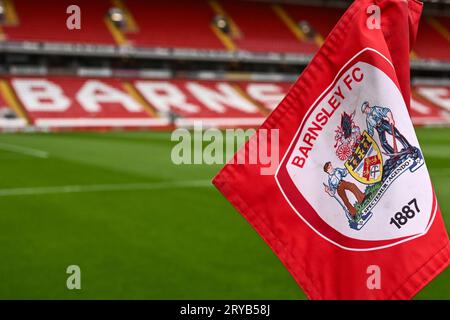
[108,7,126,29]
[213,15,230,34]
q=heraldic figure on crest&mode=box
[323,162,365,217]
[361,101,412,156]
[322,101,424,231]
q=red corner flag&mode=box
[213,0,449,299]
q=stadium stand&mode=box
[415,16,450,61]
[0,0,448,130]
[0,76,448,130]
[123,0,226,50]
[0,0,447,60]
[0,80,27,129]
[281,4,344,47]
[0,77,274,129]
[411,92,450,125]
[1,0,116,44]
[216,0,317,53]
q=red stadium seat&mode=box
[414,16,450,61]
[0,0,448,61]
[123,0,226,50]
[282,4,344,40]
[2,0,115,44]
[0,81,27,129]
[1,76,448,130]
[132,79,266,128]
[0,76,271,129]
[8,76,163,128]
[411,88,450,125]
[218,0,316,53]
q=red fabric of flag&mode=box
[213,0,449,299]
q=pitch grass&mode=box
[0,127,448,299]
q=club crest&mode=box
[275,49,436,251]
[344,131,383,185]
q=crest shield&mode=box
[344,131,383,184]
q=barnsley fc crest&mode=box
[275,48,436,251]
[344,131,383,185]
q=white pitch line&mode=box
[0,180,212,197]
[0,142,49,158]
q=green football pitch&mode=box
[0,127,448,299]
